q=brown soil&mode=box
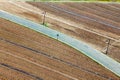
[0,65,34,80]
[0,2,120,79]
[0,18,119,79]
[27,2,120,62]
[2,1,118,50]
[0,51,71,80]
[29,2,120,36]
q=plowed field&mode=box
[0,2,119,61]
[0,2,120,80]
[0,17,120,79]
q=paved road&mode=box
[0,10,120,77]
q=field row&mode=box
[0,18,119,79]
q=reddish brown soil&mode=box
[27,2,120,62]
[0,2,120,79]
[0,65,34,80]
[28,2,120,35]
[0,2,119,62]
[0,18,119,79]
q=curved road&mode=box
[0,10,120,77]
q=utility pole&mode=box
[42,11,46,25]
[105,39,111,55]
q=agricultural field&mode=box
[0,17,120,80]
[23,2,120,62]
[0,2,119,61]
[0,1,120,80]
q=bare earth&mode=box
[0,17,120,79]
[0,2,119,61]
[0,2,120,80]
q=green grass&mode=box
[43,23,49,27]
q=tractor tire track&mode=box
[0,63,43,80]
[0,37,112,80]
[0,49,78,80]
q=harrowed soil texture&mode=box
[0,18,120,80]
[1,2,119,62]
